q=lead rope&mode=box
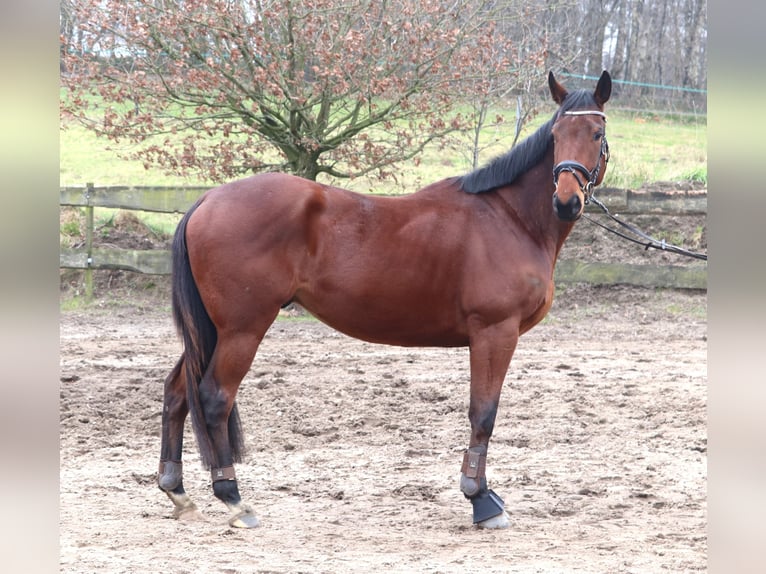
[583,195,708,261]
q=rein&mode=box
[583,194,708,261]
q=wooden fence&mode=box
[60,184,708,298]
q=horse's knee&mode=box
[199,381,232,424]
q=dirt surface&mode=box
[60,283,706,573]
[60,184,707,572]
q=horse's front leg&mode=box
[158,358,203,520]
[461,321,519,529]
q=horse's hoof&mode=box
[476,510,510,529]
[229,511,260,529]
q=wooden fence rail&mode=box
[60,184,707,298]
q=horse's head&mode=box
[549,70,612,221]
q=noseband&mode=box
[552,110,610,202]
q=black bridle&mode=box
[552,110,610,202]
[550,111,707,261]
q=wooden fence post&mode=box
[85,182,94,301]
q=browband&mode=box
[563,110,607,121]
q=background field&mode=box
[60,103,706,245]
[60,106,707,191]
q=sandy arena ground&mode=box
[60,282,706,573]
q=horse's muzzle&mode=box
[552,190,583,221]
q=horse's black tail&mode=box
[172,200,245,469]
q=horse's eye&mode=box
[593,132,603,141]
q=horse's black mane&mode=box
[459,89,599,194]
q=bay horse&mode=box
[158,71,612,529]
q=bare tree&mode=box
[61,0,539,182]
[460,6,550,169]
[576,0,616,76]
[61,0,708,183]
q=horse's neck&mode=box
[496,152,576,261]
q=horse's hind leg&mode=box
[198,329,265,528]
[158,357,203,520]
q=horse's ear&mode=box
[594,70,612,106]
[548,71,568,105]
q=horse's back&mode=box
[190,172,468,249]
[195,172,329,219]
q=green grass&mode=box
[599,110,707,188]
[665,301,708,318]
[60,105,706,192]
[96,208,182,237]
[60,122,209,187]
[60,295,89,312]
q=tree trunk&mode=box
[583,0,608,76]
[610,0,629,78]
[682,0,706,88]
[655,0,668,85]
[288,151,321,181]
